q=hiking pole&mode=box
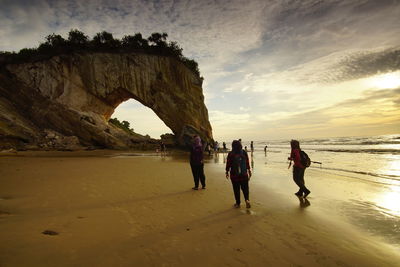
[311,161,322,168]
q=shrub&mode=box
[109,117,135,135]
[6,30,201,77]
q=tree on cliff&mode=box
[68,29,89,47]
[148,32,168,47]
[121,33,149,49]
[92,31,121,48]
[109,118,135,135]
[1,30,201,77]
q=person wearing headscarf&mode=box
[190,135,206,190]
[225,140,252,208]
[288,139,310,197]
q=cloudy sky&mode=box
[1,0,399,141]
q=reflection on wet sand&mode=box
[376,188,400,216]
[251,151,254,170]
[297,196,311,209]
[342,199,400,244]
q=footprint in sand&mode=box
[42,230,59,235]
[0,210,11,216]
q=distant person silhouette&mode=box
[288,140,310,198]
[214,141,219,153]
[250,141,254,152]
[190,136,206,190]
[226,140,252,208]
[159,141,166,156]
[206,143,211,156]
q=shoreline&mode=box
[1,151,399,266]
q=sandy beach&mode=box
[0,151,399,266]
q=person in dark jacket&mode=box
[288,140,310,198]
[225,140,252,208]
[190,135,206,190]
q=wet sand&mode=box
[0,151,399,266]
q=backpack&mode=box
[300,150,311,168]
[231,150,248,175]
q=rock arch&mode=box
[2,52,213,148]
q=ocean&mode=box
[243,134,400,187]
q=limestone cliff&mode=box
[0,52,213,150]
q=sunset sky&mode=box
[1,0,399,140]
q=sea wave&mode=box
[317,148,400,155]
[261,134,400,147]
[319,166,400,181]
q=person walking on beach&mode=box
[288,140,310,198]
[250,141,254,152]
[160,141,166,156]
[226,140,252,208]
[190,135,206,190]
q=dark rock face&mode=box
[0,52,213,150]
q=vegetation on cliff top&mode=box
[0,29,201,77]
[108,117,135,135]
[108,117,152,140]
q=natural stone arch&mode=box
[4,52,213,148]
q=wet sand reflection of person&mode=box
[214,150,219,164]
[297,195,311,209]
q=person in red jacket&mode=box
[226,140,252,208]
[190,135,206,190]
[288,140,311,198]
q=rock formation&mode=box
[0,52,213,150]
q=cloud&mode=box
[255,87,400,139]
[331,48,400,82]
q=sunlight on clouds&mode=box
[209,110,254,137]
[253,86,400,140]
[366,71,400,89]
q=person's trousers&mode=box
[231,180,249,204]
[293,166,310,194]
[190,163,206,188]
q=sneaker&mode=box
[245,200,251,209]
[294,192,303,197]
[202,186,206,189]
[304,191,311,198]
[192,187,199,190]
[233,203,240,208]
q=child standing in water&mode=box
[226,140,252,208]
[288,140,311,198]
